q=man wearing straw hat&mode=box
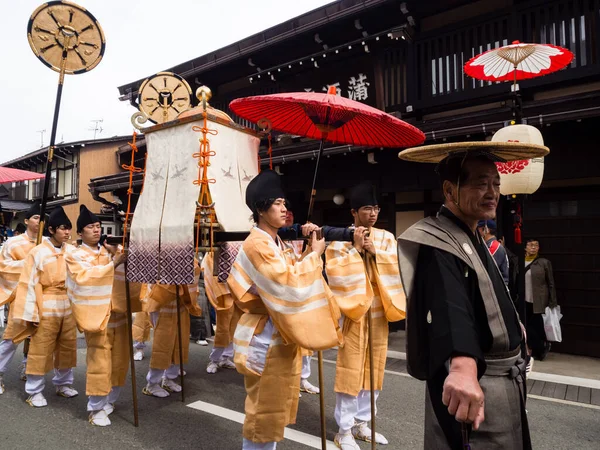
[325,182,406,449]
[397,136,549,449]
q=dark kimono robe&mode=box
[398,207,531,450]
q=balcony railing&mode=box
[384,0,600,111]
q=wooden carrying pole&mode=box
[367,308,376,449]
[121,132,144,425]
[124,259,140,426]
[175,285,186,402]
[364,253,376,449]
[318,351,327,450]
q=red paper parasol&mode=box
[464,40,574,86]
[0,166,45,184]
[229,88,425,148]
[230,87,425,219]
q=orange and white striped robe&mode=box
[0,234,36,307]
[132,284,152,343]
[12,239,77,373]
[202,252,236,348]
[0,233,36,339]
[227,227,342,443]
[66,244,142,395]
[326,227,406,396]
[65,245,115,333]
[147,262,201,370]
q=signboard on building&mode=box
[281,54,377,107]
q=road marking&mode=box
[528,394,600,411]
[331,349,600,390]
[320,358,411,378]
[528,372,600,390]
[187,400,338,449]
[386,350,407,360]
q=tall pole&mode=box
[36,34,72,244]
[175,285,186,402]
[367,308,376,450]
[124,259,140,426]
[306,126,330,450]
[317,350,326,450]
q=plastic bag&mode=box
[542,306,563,342]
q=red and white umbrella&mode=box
[464,40,574,86]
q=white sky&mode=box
[0,0,332,163]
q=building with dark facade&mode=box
[92,0,600,357]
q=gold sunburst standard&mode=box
[27,1,105,75]
[134,72,193,126]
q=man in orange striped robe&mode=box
[132,285,152,361]
[202,252,236,374]
[142,264,201,398]
[66,205,131,426]
[227,170,342,450]
[0,202,39,394]
[12,206,78,408]
[325,183,405,449]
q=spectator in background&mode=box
[525,238,557,361]
[499,235,519,302]
[477,219,509,285]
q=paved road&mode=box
[0,335,599,450]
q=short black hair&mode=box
[436,153,497,186]
[251,198,277,223]
[47,222,73,235]
[15,223,26,234]
[251,198,291,223]
[526,237,540,243]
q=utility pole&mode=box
[89,119,103,139]
[37,129,46,148]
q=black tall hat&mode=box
[350,182,378,210]
[48,206,72,229]
[245,170,285,211]
[25,201,41,219]
[77,204,101,232]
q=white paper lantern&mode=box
[333,194,345,205]
[492,124,545,195]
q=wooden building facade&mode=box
[1,136,131,233]
[106,0,600,357]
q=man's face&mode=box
[284,210,294,227]
[352,205,380,228]
[449,158,500,222]
[25,215,40,235]
[50,225,72,244]
[525,240,539,256]
[80,222,101,246]
[261,198,288,229]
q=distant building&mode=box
[1,135,133,236]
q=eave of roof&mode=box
[2,135,133,167]
[117,0,390,97]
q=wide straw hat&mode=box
[398,140,549,163]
